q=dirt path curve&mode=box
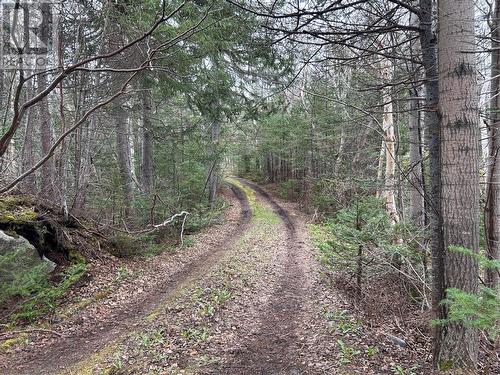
[217,179,311,374]
[1,184,251,375]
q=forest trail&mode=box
[2,179,344,375]
[214,179,308,374]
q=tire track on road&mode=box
[219,179,308,375]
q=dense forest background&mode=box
[0,0,499,373]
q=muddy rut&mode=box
[2,184,251,375]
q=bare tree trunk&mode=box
[141,87,154,194]
[301,70,315,201]
[486,0,500,289]
[267,153,273,182]
[334,67,351,176]
[334,126,345,175]
[418,0,446,366]
[72,115,96,212]
[114,102,134,219]
[437,0,480,369]
[409,83,428,282]
[409,9,425,228]
[72,20,88,212]
[38,73,57,202]
[381,57,400,225]
[57,24,69,218]
[128,116,139,186]
[376,139,385,197]
[409,90,425,227]
[208,117,220,208]
[21,80,36,194]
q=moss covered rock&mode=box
[0,196,38,224]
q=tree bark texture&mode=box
[141,87,154,194]
[418,0,446,366]
[409,90,425,228]
[38,73,57,202]
[486,0,500,289]
[437,0,480,368]
[21,79,36,193]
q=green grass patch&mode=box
[225,178,280,225]
[191,286,232,318]
[226,177,257,207]
[0,333,28,353]
[180,326,210,343]
[252,203,281,225]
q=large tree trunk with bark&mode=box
[418,0,446,366]
[486,0,500,289]
[409,11,425,229]
[409,89,424,227]
[437,0,480,369]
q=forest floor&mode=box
[0,179,432,375]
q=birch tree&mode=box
[380,56,400,225]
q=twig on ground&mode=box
[0,328,62,339]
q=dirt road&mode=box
[2,179,402,374]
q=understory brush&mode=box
[275,179,303,201]
[183,197,228,233]
[109,198,226,258]
[310,197,428,305]
[0,253,53,306]
[310,178,374,216]
[0,231,87,325]
[5,262,87,324]
[309,197,434,371]
[311,197,500,372]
